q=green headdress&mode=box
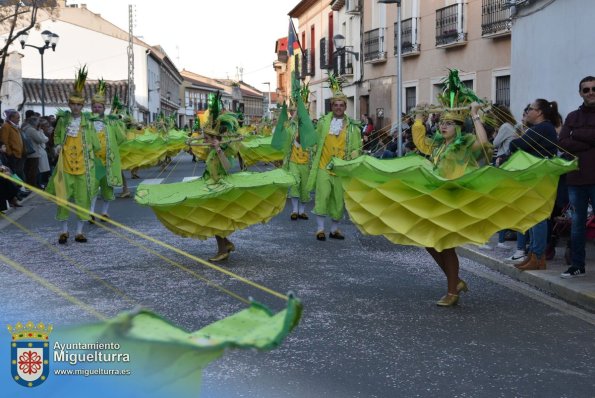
[110,93,123,115]
[437,69,481,123]
[92,78,107,105]
[328,71,347,104]
[203,91,240,137]
[69,65,88,105]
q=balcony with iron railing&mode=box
[436,4,467,47]
[395,18,420,56]
[333,45,354,77]
[301,49,315,77]
[364,28,386,63]
[481,0,512,37]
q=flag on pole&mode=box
[288,18,302,56]
[296,94,316,149]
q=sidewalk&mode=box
[459,236,595,313]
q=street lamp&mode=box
[20,29,59,116]
[333,34,360,63]
[262,81,271,119]
[378,0,403,156]
[329,35,359,114]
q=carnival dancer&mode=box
[271,83,316,221]
[307,73,362,240]
[46,66,100,244]
[135,92,294,263]
[411,98,492,306]
[331,69,576,307]
[202,122,240,261]
[88,79,126,221]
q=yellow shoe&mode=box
[456,280,469,294]
[436,294,459,307]
[209,252,229,262]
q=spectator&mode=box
[22,115,48,188]
[361,114,374,151]
[510,98,559,271]
[558,76,595,278]
[0,109,26,182]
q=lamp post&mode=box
[330,34,359,114]
[20,30,59,117]
[262,81,271,119]
[378,0,403,156]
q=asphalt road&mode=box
[2,154,594,398]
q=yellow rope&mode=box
[0,212,138,307]
[88,218,251,305]
[1,175,288,302]
[0,252,107,321]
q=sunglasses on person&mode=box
[581,86,595,94]
[439,120,456,127]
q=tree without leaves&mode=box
[0,0,59,105]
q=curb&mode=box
[458,246,595,314]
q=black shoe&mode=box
[560,266,585,279]
[316,231,326,241]
[58,233,69,244]
[298,213,309,220]
[290,212,298,221]
[88,215,95,224]
[329,231,345,240]
[74,234,88,243]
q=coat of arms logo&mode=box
[8,321,52,387]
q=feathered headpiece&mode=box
[110,93,123,115]
[92,78,107,105]
[69,65,88,105]
[328,71,348,104]
[203,91,240,137]
[437,69,481,123]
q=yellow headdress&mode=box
[69,65,88,105]
[92,78,107,105]
[328,71,348,104]
[437,69,481,124]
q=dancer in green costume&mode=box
[89,79,126,221]
[46,66,101,244]
[411,99,491,306]
[307,73,362,241]
[284,109,312,220]
[202,118,241,262]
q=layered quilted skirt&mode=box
[332,151,577,251]
[135,168,295,239]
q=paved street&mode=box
[2,154,595,397]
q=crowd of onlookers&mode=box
[0,109,58,212]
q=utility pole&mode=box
[127,4,136,117]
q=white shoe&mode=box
[478,244,493,250]
[497,242,509,249]
[505,250,527,264]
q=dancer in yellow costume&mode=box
[46,66,100,244]
[411,97,491,306]
[89,79,126,221]
[307,74,362,241]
